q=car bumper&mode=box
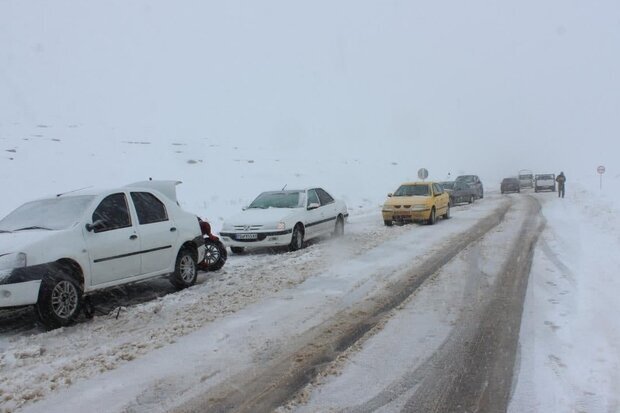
[382,209,430,222]
[219,230,293,248]
[0,280,41,307]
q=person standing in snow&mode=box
[556,172,566,198]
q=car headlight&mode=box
[276,221,286,230]
[411,205,428,211]
[0,252,27,281]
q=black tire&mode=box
[384,220,393,227]
[333,216,345,237]
[501,191,504,194]
[35,264,83,330]
[480,190,484,199]
[427,207,436,225]
[469,195,474,204]
[170,248,197,289]
[230,246,245,254]
[289,224,305,251]
[443,204,451,219]
[199,239,227,271]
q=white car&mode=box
[220,188,348,253]
[0,180,206,329]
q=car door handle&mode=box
[129,234,138,240]
[170,227,177,232]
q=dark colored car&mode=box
[501,178,521,194]
[455,175,484,199]
[447,180,478,205]
[438,181,455,191]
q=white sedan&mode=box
[0,180,205,329]
[220,188,348,253]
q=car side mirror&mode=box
[86,219,105,232]
[307,202,320,210]
[387,193,393,197]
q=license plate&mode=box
[236,233,258,240]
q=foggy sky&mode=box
[1,0,619,180]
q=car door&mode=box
[130,191,178,275]
[433,183,448,214]
[316,188,338,235]
[85,192,141,286]
[305,189,322,239]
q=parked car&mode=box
[518,169,534,189]
[535,174,556,192]
[220,188,348,253]
[501,177,521,194]
[448,181,478,205]
[455,175,484,199]
[382,181,450,226]
[0,180,206,329]
[438,181,455,191]
[197,218,227,271]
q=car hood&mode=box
[0,230,56,254]
[384,196,431,206]
[224,208,300,226]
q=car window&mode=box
[456,182,468,190]
[131,192,169,225]
[432,184,442,195]
[307,189,320,206]
[316,188,334,205]
[92,193,132,233]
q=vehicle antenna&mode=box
[282,184,287,191]
[56,186,93,197]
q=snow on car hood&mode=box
[0,230,56,254]
[224,207,301,227]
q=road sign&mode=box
[418,168,429,180]
[597,165,606,174]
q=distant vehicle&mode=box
[438,181,455,191]
[501,177,521,194]
[534,174,556,192]
[455,175,484,199]
[0,180,206,329]
[447,181,478,205]
[220,188,348,253]
[518,169,534,188]
[382,182,450,226]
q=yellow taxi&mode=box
[382,181,450,226]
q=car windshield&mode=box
[0,195,95,232]
[504,178,518,183]
[519,174,533,179]
[439,182,454,190]
[537,174,554,179]
[393,184,430,197]
[248,191,303,209]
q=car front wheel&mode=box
[289,224,305,251]
[36,265,82,330]
[170,248,197,289]
[427,207,436,225]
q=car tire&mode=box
[384,220,393,227]
[199,239,227,271]
[427,207,436,225]
[333,216,345,237]
[230,246,245,254]
[289,224,305,251]
[469,195,474,204]
[443,204,450,219]
[170,248,197,289]
[35,264,83,330]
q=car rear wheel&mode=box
[443,204,451,219]
[199,239,227,271]
[36,264,83,330]
[289,224,305,251]
[170,248,197,289]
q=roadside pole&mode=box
[598,165,606,190]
